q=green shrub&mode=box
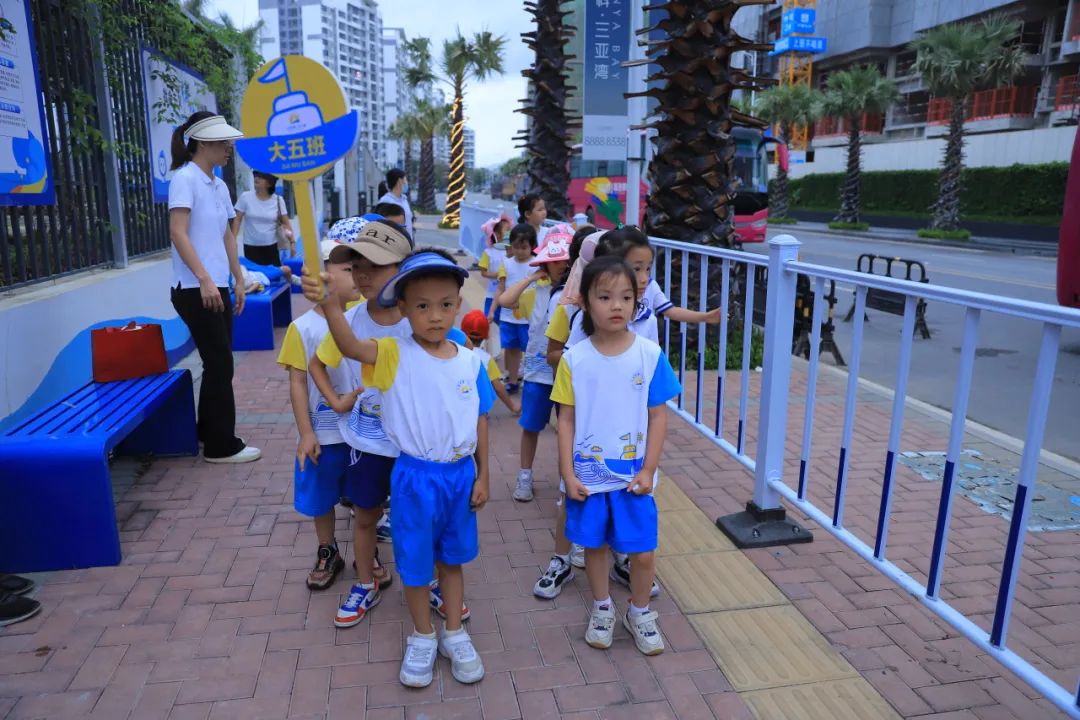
[917,228,971,240]
[769,217,799,225]
[669,326,765,371]
[770,163,1067,220]
[828,221,870,231]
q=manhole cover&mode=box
[897,450,1080,532]
[951,347,1019,358]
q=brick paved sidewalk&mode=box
[1,282,1076,718]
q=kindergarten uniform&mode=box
[549,335,681,553]
[277,310,351,517]
[498,256,533,350]
[363,336,496,586]
[547,278,671,349]
[519,282,559,432]
[316,301,412,510]
[472,345,502,384]
[477,246,506,323]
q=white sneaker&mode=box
[585,604,616,649]
[569,544,586,569]
[204,445,261,464]
[438,628,485,683]
[533,556,574,599]
[623,609,665,656]
[513,470,534,502]
[399,632,438,687]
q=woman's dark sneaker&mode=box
[0,574,36,596]
[0,592,41,627]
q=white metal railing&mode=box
[649,234,1080,719]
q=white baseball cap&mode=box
[185,115,243,142]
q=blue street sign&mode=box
[769,35,828,56]
[781,9,816,36]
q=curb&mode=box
[775,223,1058,257]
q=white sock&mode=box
[443,626,466,637]
[413,629,436,639]
[519,468,532,478]
[630,602,650,617]
[358,581,375,590]
[593,597,612,611]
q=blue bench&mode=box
[0,370,198,572]
[233,282,292,351]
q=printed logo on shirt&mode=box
[456,378,474,399]
[348,397,387,440]
[631,372,645,390]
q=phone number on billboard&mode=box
[583,136,626,146]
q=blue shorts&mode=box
[483,297,502,325]
[344,448,395,510]
[500,321,529,351]
[519,381,555,432]
[391,454,479,586]
[565,490,658,554]
[293,443,350,517]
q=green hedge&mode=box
[774,163,1067,219]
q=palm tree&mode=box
[388,113,421,184]
[754,84,822,220]
[411,100,451,212]
[518,0,578,220]
[911,14,1024,232]
[821,66,898,225]
[642,1,772,246]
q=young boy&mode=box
[304,248,494,689]
[373,202,408,229]
[461,309,520,415]
[496,229,572,505]
[496,224,538,394]
[308,219,413,628]
[277,240,363,591]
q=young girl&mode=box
[495,223,539,394]
[550,256,681,656]
[477,213,512,325]
[497,226,573,503]
[518,193,549,246]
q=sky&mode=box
[206,0,534,168]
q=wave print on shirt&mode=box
[311,402,339,432]
[348,399,387,440]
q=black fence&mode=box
[0,0,237,291]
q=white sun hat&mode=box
[185,115,244,142]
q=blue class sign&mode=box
[769,35,828,56]
[236,57,358,181]
[781,9,816,36]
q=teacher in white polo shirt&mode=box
[168,111,261,464]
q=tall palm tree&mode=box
[821,66,898,224]
[754,84,822,220]
[911,14,1024,232]
[642,1,772,246]
[388,113,421,183]
[519,0,578,220]
[411,100,451,211]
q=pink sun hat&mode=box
[480,212,513,247]
[530,224,574,266]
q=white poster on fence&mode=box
[0,0,54,206]
[141,46,217,202]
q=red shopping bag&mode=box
[91,322,169,383]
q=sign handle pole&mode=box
[624,0,646,227]
[292,178,323,290]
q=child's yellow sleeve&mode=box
[486,358,501,382]
[360,337,400,392]
[545,304,570,344]
[497,264,507,280]
[519,287,536,321]
[549,358,575,406]
[478,251,490,270]
[276,324,308,372]
[316,331,344,368]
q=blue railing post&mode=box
[715,235,813,549]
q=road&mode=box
[747,226,1079,461]
[456,196,1078,459]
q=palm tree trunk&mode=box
[931,98,965,231]
[403,142,413,178]
[772,122,792,219]
[441,90,467,228]
[835,116,862,224]
[420,135,436,211]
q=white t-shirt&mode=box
[498,256,534,325]
[643,280,674,316]
[168,162,235,289]
[478,246,506,298]
[550,335,681,494]
[276,309,349,446]
[235,190,285,247]
[316,302,412,457]
[521,283,556,385]
[364,336,496,463]
[563,278,669,348]
[377,191,413,233]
